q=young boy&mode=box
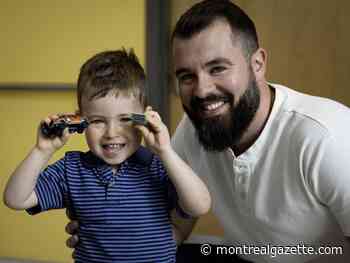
[3,49,211,263]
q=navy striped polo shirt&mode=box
[27,146,178,262]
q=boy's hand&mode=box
[36,114,72,155]
[135,107,172,156]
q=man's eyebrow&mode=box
[175,57,233,77]
[205,58,233,67]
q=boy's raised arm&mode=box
[135,108,211,217]
[3,114,71,210]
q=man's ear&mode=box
[250,48,267,81]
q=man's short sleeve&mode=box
[311,134,350,236]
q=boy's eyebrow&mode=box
[118,113,131,118]
[85,115,108,121]
[85,114,104,118]
[86,114,133,120]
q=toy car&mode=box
[40,114,89,138]
[119,113,148,126]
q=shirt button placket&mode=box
[233,161,251,212]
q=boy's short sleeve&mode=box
[26,156,68,215]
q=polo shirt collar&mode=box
[81,146,153,169]
[233,83,286,161]
[81,146,153,186]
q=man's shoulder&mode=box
[275,84,350,137]
[174,114,195,133]
[171,114,201,153]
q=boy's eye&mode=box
[119,117,132,123]
[89,119,104,124]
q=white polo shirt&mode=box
[172,84,350,262]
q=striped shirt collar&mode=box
[81,146,154,169]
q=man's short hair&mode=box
[171,0,259,59]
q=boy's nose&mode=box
[104,121,123,138]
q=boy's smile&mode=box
[81,92,144,167]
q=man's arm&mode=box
[170,209,197,245]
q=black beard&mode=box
[183,77,260,152]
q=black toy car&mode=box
[40,114,89,138]
[120,113,148,126]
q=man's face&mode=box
[172,20,260,151]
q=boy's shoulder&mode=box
[58,151,85,167]
[61,148,166,170]
[128,146,154,166]
[128,147,167,174]
[64,150,84,159]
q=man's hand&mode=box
[65,209,79,259]
[65,220,79,248]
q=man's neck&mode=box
[231,83,275,156]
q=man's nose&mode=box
[193,73,214,98]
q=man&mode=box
[67,0,350,262]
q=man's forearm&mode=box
[171,210,197,245]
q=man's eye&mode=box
[179,74,194,84]
[210,66,225,74]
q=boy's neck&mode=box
[111,166,119,175]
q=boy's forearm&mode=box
[159,147,211,217]
[3,146,53,210]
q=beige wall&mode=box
[169,0,350,237]
[0,1,144,262]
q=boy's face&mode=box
[80,92,144,167]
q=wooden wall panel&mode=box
[236,0,350,105]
